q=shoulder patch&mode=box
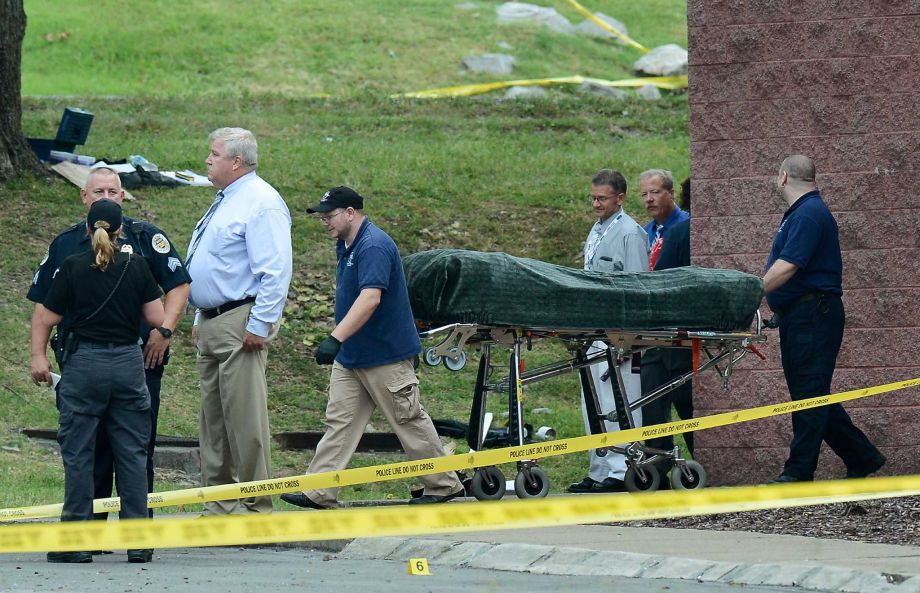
[167,257,181,272]
[121,244,134,254]
[151,233,171,254]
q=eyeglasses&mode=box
[590,194,619,203]
[317,210,346,223]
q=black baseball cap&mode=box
[307,186,364,213]
[87,198,123,233]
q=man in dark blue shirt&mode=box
[641,169,689,270]
[28,167,191,519]
[281,187,463,510]
[641,178,694,462]
[763,155,884,483]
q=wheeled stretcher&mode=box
[403,248,767,499]
[420,317,767,499]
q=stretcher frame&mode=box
[420,311,767,498]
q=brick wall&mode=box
[687,1,920,484]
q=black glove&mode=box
[315,335,341,365]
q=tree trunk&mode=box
[0,0,43,180]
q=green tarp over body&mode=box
[404,249,764,332]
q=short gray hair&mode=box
[85,166,121,189]
[209,127,258,169]
[639,169,674,191]
[781,154,816,183]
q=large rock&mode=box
[462,53,516,75]
[575,12,629,43]
[496,2,575,35]
[633,43,688,76]
[504,85,548,99]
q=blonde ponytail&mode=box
[91,222,118,271]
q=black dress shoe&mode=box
[90,550,114,555]
[846,454,886,479]
[591,477,627,492]
[407,490,465,504]
[768,474,811,484]
[280,492,327,510]
[567,477,598,493]
[127,549,153,563]
[47,551,92,563]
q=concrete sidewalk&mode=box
[341,524,920,593]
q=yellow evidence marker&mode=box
[408,558,431,575]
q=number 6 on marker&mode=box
[408,558,431,575]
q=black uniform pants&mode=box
[92,362,164,519]
[57,342,151,523]
[778,295,880,479]
[640,347,694,456]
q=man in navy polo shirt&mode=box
[281,187,463,509]
[640,169,689,270]
[763,155,884,483]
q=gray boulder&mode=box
[497,2,575,35]
[575,12,629,44]
[633,43,688,76]
[578,81,628,100]
[504,85,548,99]
[636,84,662,100]
[462,53,516,75]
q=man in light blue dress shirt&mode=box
[187,127,293,515]
[568,169,649,494]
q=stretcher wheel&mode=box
[624,464,660,493]
[443,348,467,371]
[670,460,707,490]
[470,466,505,501]
[514,467,549,499]
[423,347,441,366]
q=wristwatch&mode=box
[155,326,173,339]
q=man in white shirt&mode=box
[186,127,293,515]
[569,169,649,493]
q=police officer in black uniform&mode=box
[28,166,191,519]
[31,198,164,563]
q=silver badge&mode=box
[151,233,171,254]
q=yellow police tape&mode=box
[564,0,650,53]
[396,75,687,99]
[2,475,919,553]
[2,376,917,523]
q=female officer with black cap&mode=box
[30,199,164,564]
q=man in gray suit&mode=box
[568,169,649,493]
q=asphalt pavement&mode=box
[0,547,819,593]
[4,502,920,593]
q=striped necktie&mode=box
[185,190,224,268]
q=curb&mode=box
[341,537,920,593]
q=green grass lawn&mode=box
[1,0,688,511]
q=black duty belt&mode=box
[200,297,256,320]
[775,292,838,317]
